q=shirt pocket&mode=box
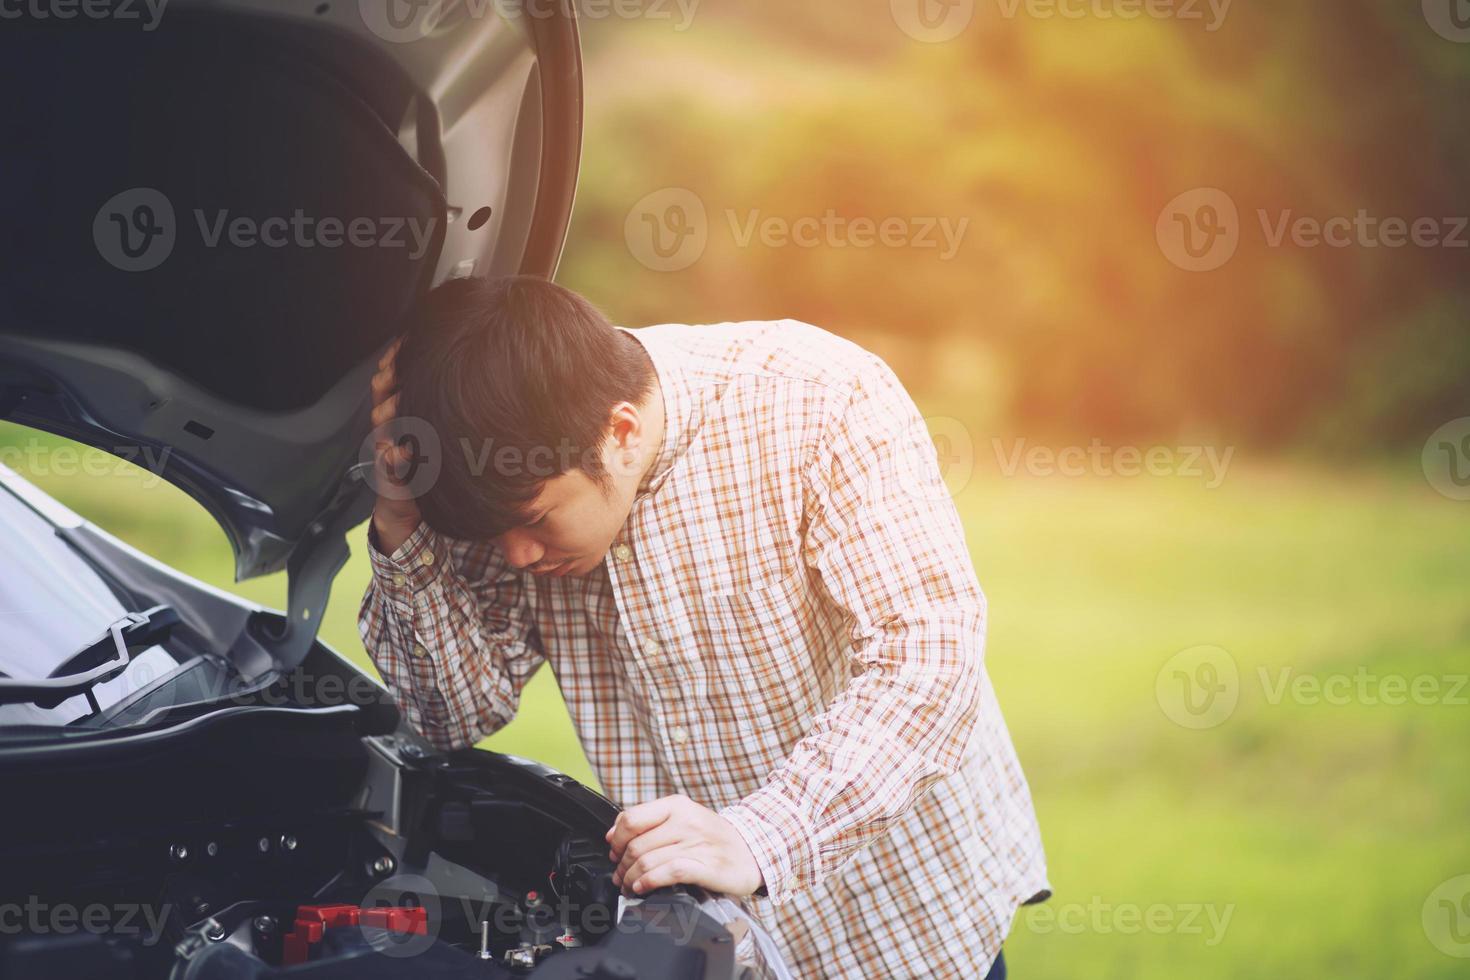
[698,563,837,751]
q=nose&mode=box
[496,528,545,570]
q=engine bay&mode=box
[0,692,745,980]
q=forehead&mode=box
[521,467,597,513]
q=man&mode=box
[359,275,1049,978]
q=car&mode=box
[0,2,784,977]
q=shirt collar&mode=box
[616,325,697,500]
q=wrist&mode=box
[370,509,420,557]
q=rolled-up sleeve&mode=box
[718,359,987,905]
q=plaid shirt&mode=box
[359,319,1050,978]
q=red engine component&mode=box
[281,904,428,965]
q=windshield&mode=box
[0,471,179,726]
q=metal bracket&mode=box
[266,472,374,672]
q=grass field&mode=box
[4,422,1466,978]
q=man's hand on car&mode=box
[369,339,423,555]
[605,794,763,899]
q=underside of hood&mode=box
[0,1,582,666]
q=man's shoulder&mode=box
[628,319,885,392]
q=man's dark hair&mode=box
[392,275,655,540]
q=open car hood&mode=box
[0,0,582,667]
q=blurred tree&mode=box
[562,0,1470,451]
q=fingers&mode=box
[606,796,680,856]
[375,440,410,475]
[370,367,395,405]
[370,393,400,430]
[617,840,686,894]
[377,338,402,372]
[611,821,687,887]
[372,340,404,406]
[628,854,705,895]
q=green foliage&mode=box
[563,2,1470,449]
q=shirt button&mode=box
[412,643,429,659]
[612,543,633,562]
[671,726,689,745]
[392,572,407,588]
[642,639,662,658]
[420,549,436,567]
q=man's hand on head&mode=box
[369,338,424,555]
[605,794,763,899]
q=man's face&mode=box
[492,466,637,578]
[490,395,660,578]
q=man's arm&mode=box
[358,520,545,751]
[713,357,988,905]
[359,339,545,751]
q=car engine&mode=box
[0,663,750,980]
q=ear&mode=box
[604,401,644,477]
